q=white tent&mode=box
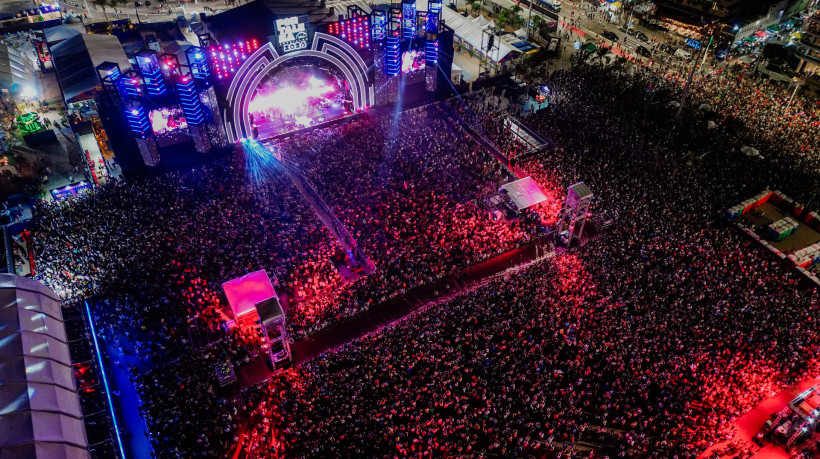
[0,275,89,459]
[434,4,518,62]
[741,146,761,157]
[472,14,490,27]
[514,28,528,38]
[500,177,548,211]
[0,43,36,94]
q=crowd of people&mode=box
[227,66,820,458]
[30,45,820,457]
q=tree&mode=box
[92,0,127,22]
[497,9,510,28]
[472,1,481,17]
[510,5,524,29]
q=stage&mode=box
[253,104,352,139]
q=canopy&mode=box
[744,36,758,43]
[767,24,780,32]
[51,33,131,103]
[222,270,277,319]
[43,25,83,45]
[255,296,284,325]
[741,146,761,157]
[739,55,755,63]
[0,43,36,93]
[433,3,518,62]
[472,15,490,27]
[0,275,90,458]
[500,177,548,211]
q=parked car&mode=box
[548,37,559,53]
[635,45,651,57]
[602,31,619,41]
[658,43,672,54]
[674,48,693,60]
[634,31,648,42]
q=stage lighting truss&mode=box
[125,105,151,138]
[177,77,206,126]
[136,52,168,98]
[186,47,210,80]
[385,36,401,76]
[209,40,261,81]
[329,17,371,50]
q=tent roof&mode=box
[43,25,83,44]
[431,2,518,62]
[255,296,284,324]
[0,43,35,91]
[500,177,548,211]
[222,270,277,319]
[51,33,131,104]
[0,274,90,458]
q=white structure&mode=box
[0,275,90,459]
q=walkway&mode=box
[282,165,376,278]
[238,237,554,386]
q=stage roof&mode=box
[222,270,277,319]
[0,274,90,458]
[201,0,335,43]
[51,33,131,103]
[500,177,548,211]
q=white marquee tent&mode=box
[0,275,90,459]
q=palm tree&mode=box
[531,14,544,30]
[497,9,510,28]
[510,4,523,29]
[92,0,127,22]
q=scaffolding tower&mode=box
[556,182,593,246]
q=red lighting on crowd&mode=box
[209,39,261,80]
[329,18,370,50]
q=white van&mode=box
[540,0,561,12]
[674,48,693,60]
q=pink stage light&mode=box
[249,77,338,115]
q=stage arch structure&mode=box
[223,27,375,142]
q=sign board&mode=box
[274,15,312,54]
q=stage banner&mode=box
[273,15,313,54]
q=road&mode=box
[56,0,703,74]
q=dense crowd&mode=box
[30,42,820,457]
[225,66,820,458]
[275,104,536,337]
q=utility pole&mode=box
[526,0,533,41]
[675,31,712,120]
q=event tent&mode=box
[0,43,36,93]
[43,25,83,45]
[500,177,548,211]
[50,33,131,104]
[433,5,518,62]
[0,275,90,459]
